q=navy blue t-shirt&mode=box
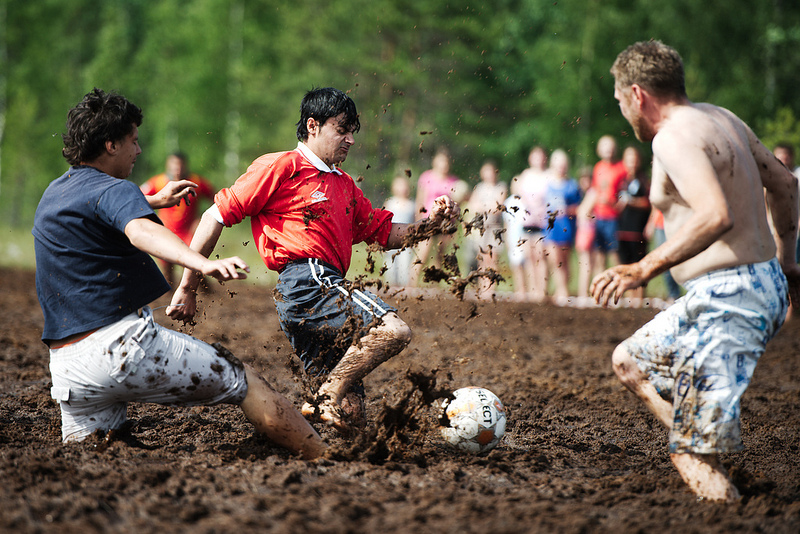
[33,166,170,342]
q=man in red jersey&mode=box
[168,87,458,431]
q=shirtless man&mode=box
[591,41,800,502]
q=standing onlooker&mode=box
[616,145,651,306]
[772,143,800,318]
[502,194,529,301]
[467,160,508,299]
[409,147,465,286]
[543,149,581,303]
[575,166,597,302]
[141,152,216,285]
[773,143,800,264]
[511,146,550,302]
[645,209,682,302]
[383,175,416,287]
[773,143,800,175]
[589,135,627,279]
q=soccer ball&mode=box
[439,387,506,454]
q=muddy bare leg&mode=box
[612,344,673,427]
[307,312,412,429]
[670,453,741,502]
[613,345,741,501]
[239,365,326,459]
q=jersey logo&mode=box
[310,190,328,203]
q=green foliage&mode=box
[759,107,800,155]
[2,0,800,227]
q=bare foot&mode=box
[301,399,352,433]
[670,453,741,503]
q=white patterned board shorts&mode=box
[49,307,248,443]
[621,258,788,454]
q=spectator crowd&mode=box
[382,136,690,306]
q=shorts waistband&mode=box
[280,258,343,276]
[49,308,149,353]
[49,328,99,350]
[684,258,781,290]
[695,258,779,280]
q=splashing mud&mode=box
[325,369,451,465]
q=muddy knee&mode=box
[379,312,412,353]
[393,321,412,348]
[611,344,643,388]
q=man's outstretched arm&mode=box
[167,207,227,321]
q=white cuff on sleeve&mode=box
[206,204,224,225]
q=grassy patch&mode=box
[0,225,36,269]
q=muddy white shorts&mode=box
[49,307,248,442]
[621,258,788,454]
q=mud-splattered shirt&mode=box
[214,144,393,274]
[33,166,169,343]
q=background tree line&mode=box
[2,0,800,228]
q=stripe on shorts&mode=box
[304,258,388,316]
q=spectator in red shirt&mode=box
[141,153,216,285]
[589,135,627,277]
[168,88,459,432]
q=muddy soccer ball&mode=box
[440,387,506,454]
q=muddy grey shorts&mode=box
[275,258,397,377]
[621,258,788,454]
[49,307,248,442]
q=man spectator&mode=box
[141,152,216,285]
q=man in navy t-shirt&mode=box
[32,88,325,459]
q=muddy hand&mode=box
[167,286,197,322]
[432,195,460,235]
[432,195,459,221]
[591,264,644,307]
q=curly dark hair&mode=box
[295,87,360,141]
[61,88,143,166]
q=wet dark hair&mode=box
[61,88,143,166]
[296,87,360,141]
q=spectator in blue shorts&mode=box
[543,149,581,303]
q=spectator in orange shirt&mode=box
[141,153,216,284]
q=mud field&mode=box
[1,266,799,533]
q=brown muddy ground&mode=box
[1,265,799,533]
